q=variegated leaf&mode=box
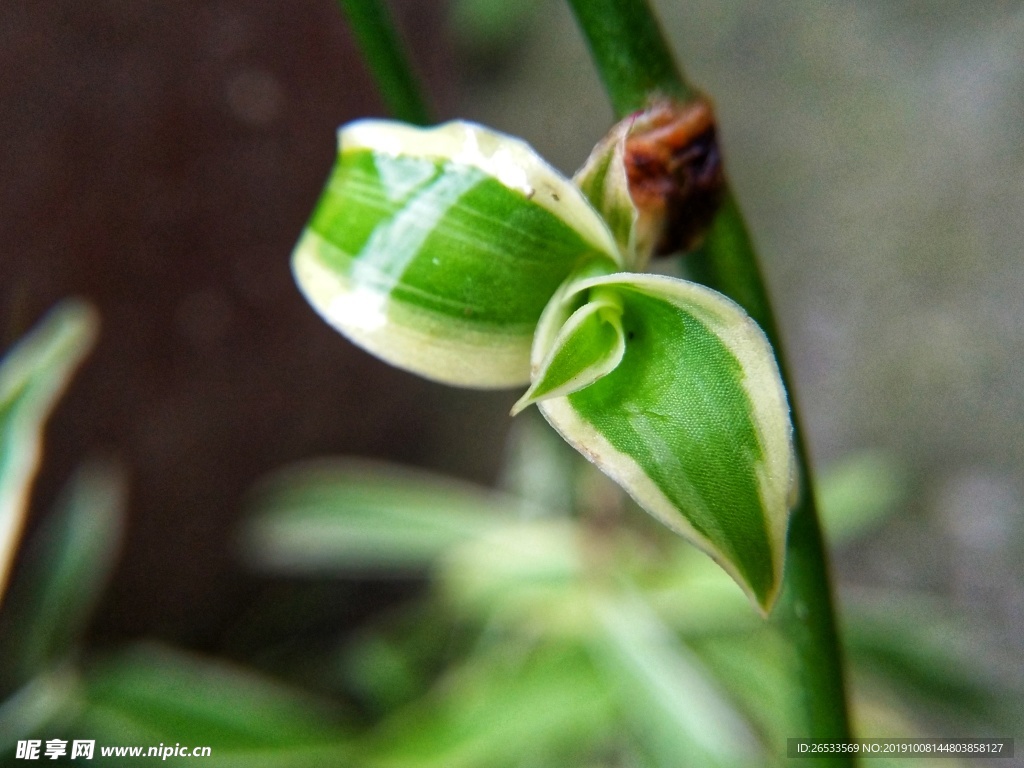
[511,282,625,415]
[293,120,620,387]
[532,272,795,612]
[0,301,98,604]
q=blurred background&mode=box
[1,0,1022,763]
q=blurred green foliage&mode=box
[1,303,1016,767]
[233,421,1019,766]
[0,301,97,606]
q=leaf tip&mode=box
[509,393,533,418]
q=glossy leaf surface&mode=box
[293,120,619,387]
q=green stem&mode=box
[336,0,431,125]
[567,0,854,758]
[566,0,693,116]
[698,196,853,750]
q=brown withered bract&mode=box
[624,98,724,256]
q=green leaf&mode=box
[241,458,532,574]
[817,451,906,545]
[81,644,351,750]
[0,300,98,605]
[0,667,80,753]
[589,595,759,768]
[510,286,625,414]
[1,461,126,681]
[844,594,1023,731]
[292,119,619,387]
[686,628,803,748]
[534,273,794,613]
[438,519,587,633]
[362,644,613,768]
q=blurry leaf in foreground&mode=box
[439,519,587,634]
[816,451,906,545]
[341,622,434,716]
[844,593,1023,733]
[242,459,541,575]
[80,644,352,755]
[0,666,79,754]
[0,300,98,605]
[589,595,760,768]
[362,644,613,768]
[685,627,802,755]
[0,460,126,682]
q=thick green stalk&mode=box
[567,0,854,758]
[697,195,853,751]
[564,0,693,116]
[336,0,431,125]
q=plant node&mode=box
[624,98,724,256]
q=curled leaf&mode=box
[511,284,625,415]
[292,119,619,387]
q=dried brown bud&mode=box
[623,98,724,256]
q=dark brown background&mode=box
[1,0,512,649]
